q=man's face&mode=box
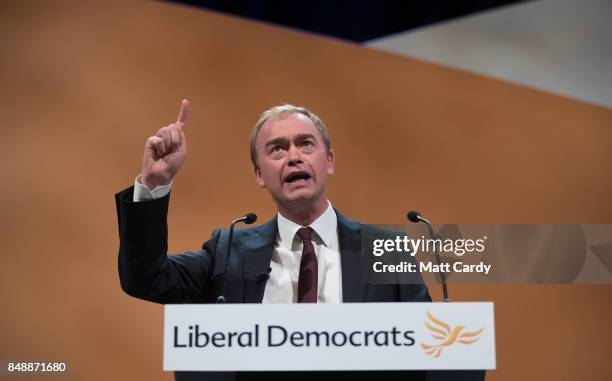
[254,113,334,208]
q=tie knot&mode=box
[297,227,313,242]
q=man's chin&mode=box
[285,191,314,203]
[276,189,317,205]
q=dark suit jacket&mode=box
[115,186,431,305]
[115,187,482,381]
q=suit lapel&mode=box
[241,217,277,303]
[336,210,368,302]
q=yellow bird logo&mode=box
[421,311,483,358]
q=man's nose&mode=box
[287,144,303,165]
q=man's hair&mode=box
[250,104,332,169]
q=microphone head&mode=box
[407,210,421,223]
[244,213,258,225]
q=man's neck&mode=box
[277,197,329,227]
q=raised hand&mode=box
[141,99,189,190]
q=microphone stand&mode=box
[217,213,257,303]
[408,211,450,302]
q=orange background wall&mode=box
[1,1,610,380]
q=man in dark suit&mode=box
[115,100,432,380]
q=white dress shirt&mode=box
[133,177,343,303]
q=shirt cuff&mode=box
[133,175,172,202]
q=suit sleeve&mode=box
[115,186,218,304]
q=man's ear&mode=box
[326,149,335,176]
[254,166,266,188]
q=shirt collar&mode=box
[277,200,337,248]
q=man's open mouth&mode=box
[285,172,311,184]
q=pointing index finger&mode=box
[176,98,189,125]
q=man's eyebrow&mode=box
[294,133,316,141]
[265,136,289,147]
[264,134,316,147]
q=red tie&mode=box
[297,227,317,303]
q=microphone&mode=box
[406,210,450,302]
[407,210,421,223]
[236,213,257,225]
[217,213,258,303]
